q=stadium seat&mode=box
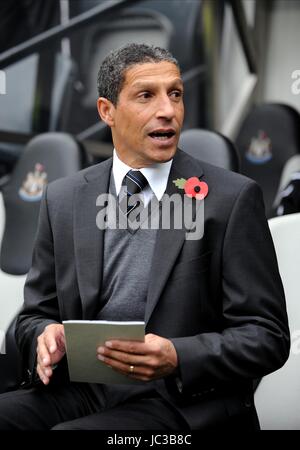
[0,132,86,392]
[179,128,240,172]
[0,132,85,275]
[254,213,300,429]
[235,103,300,217]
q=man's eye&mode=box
[170,90,183,99]
[139,92,151,99]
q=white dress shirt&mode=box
[112,149,173,206]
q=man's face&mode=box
[98,61,184,168]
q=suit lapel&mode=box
[145,150,204,324]
[74,158,112,319]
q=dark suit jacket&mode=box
[16,150,290,430]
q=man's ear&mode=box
[97,97,115,127]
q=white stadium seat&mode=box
[255,212,300,429]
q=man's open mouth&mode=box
[148,130,176,140]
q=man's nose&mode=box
[155,95,176,120]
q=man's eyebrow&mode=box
[131,79,184,90]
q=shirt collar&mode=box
[112,149,173,201]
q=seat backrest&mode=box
[179,128,240,172]
[254,213,300,429]
[0,132,85,275]
[235,103,300,216]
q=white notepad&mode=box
[63,320,145,385]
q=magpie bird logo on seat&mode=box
[19,163,48,202]
[246,130,272,164]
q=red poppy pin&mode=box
[173,177,209,200]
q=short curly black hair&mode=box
[97,43,179,105]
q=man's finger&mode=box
[97,346,151,367]
[44,332,58,354]
[43,324,66,354]
[102,339,148,355]
[37,338,51,366]
[97,354,152,381]
[37,363,50,385]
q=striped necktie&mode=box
[124,170,148,216]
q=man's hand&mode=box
[96,333,178,381]
[36,323,65,385]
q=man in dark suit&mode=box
[0,44,289,430]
